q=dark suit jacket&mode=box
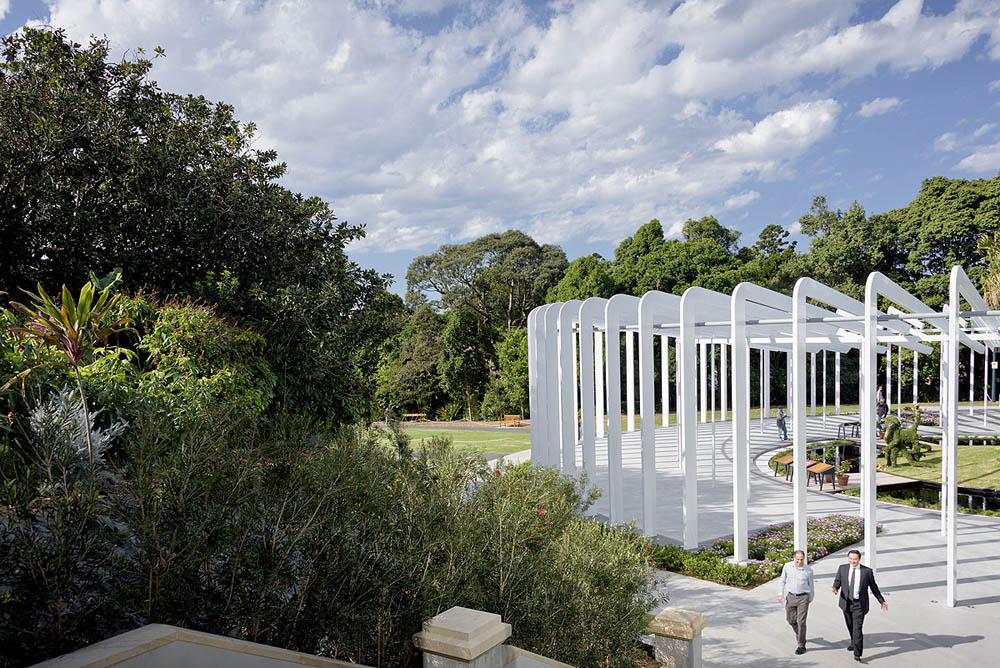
[833,564,885,614]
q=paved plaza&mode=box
[568,411,1000,665]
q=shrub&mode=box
[1,414,660,668]
[649,514,878,588]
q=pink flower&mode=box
[537,508,547,516]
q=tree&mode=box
[681,215,741,253]
[406,230,567,330]
[611,220,669,294]
[496,327,529,416]
[0,27,397,423]
[438,309,490,421]
[547,254,616,302]
[374,305,446,415]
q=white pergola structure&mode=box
[528,266,1000,608]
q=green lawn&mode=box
[397,427,530,456]
[884,444,1000,490]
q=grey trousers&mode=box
[785,593,810,647]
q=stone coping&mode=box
[413,606,512,661]
[30,624,361,668]
[648,608,707,641]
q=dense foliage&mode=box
[0,27,399,424]
[0,407,661,668]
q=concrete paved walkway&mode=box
[570,412,1000,664]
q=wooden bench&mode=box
[807,462,836,490]
[774,454,794,478]
[498,414,522,427]
[401,413,427,422]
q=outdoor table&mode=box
[774,454,794,478]
[807,462,836,490]
[838,420,861,439]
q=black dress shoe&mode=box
[847,645,854,651]
[854,655,862,662]
[795,647,806,655]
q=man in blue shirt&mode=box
[778,549,814,654]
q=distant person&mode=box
[876,400,888,427]
[832,549,888,662]
[876,385,885,406]
[778,549,814,655]
[776,407,788,440]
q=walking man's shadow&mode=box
[806,632,983,661]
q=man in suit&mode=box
[832,549,888,662]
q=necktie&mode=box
[848,567,856,601]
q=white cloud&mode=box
[715,100,840,159]
[973,122,997,139]
[858,97,902,117]
[869,173,882,182]
[955,143,1000,173]
[933,132,959,152]
[0,1,9,21]
[23,0,1000,269]
[723,190,760,209]
[787,220,803,234]
[989,79,1000,93]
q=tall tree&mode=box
[406,230,567,330]
[0,27,397,423]
[547,254,616,302]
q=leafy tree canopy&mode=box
[0,27,399,423]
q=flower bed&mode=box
[648,514,880,588]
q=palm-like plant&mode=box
[978,231,1000,308]
[9,281,130,465]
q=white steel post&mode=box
[862,282,878,570]
[897,346,902,418]
[970,347,975,417]
[760,348,765,434]
[940,344,948,536]
[791,283,809,553]
[913,351,918,408]
[661,335,670,427]
[809,351,816,416]
[579,298,607,474]
[721,344,728,422]
[527,307,542,465]
[711,344,718,486]
[604,297,639,524]
[700,342,708,423]
[626,331,636,431]
[679,289,703,549]
[786,352,792,412]
[731,293,748,563]
[558,301,582,473]
[985,346,990,428]
[886,344,892,415]
[763,350,770,419]
[823,350,828,427]
[572,327,580,443]
[595,330,605,439]
[836,352,841,415]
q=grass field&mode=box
[884,444,1000,489]
[397,427,530,456]
[616,404,862,429]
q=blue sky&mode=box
[3,0,1000,293]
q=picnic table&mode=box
[401,413,427,422]
[837,420,861,439]
[807,462,836,490]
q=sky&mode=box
[3,0,1000,293]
